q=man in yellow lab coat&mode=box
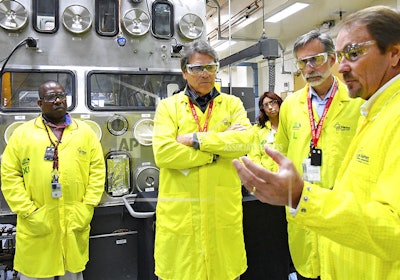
[153,40,252,280]
[1,81,105,279]
[275,30,363,279]
[234,6,400,279]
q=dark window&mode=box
[0,70,75,112]
[87,71,185,111]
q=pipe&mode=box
[279,43,291,75]
[209,0,228,41]
[208,0,261,42]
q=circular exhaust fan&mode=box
[178,13,204,40]
[0,0,28,31]
[122,8,150,36]
[62,5,92,34]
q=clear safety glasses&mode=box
[41,92,67,103]
[262,99,278,108]
[186,63,219,75]
[336,40,376,63]
[296,52,328,70]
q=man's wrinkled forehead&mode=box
[336,24,370,51]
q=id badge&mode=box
[44,146,55,161]
[267,130,275,144]
[302,158,321,183]
[51,182,62,198]
[310,147,322,166]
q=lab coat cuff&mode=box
[289,182,313,216]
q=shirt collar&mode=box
[309,79,335,102]
[185,86,219,101]
[42,113,72,128]
[360,73,400,116]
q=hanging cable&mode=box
[0,37,37,75]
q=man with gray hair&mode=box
[152,40,252,280]
[274,30,363,280]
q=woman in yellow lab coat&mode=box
[248,91,282,171]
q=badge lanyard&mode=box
[43,119,66,198]
[189,99,214,132]
[307,79,338,148]
[43,119,64,180]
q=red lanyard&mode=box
[189,99,214,132]
[43,120,63,171]
[307,80,338,148]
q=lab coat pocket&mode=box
[19,206,52,236]
[68,202,94,231]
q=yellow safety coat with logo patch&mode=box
[153,89,252,280]
[275,77,364,278]
[293,76,400,279]
[1,116,105,278]
[247,121,278,171]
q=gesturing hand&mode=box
[233,146,304,208]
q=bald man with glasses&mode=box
[1,80,105,280]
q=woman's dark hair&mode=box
[257,92,283,128]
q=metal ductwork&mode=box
[219,38,279,68]
[207,1,280,94]
[218,38,279,93]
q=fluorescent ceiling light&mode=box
[265,2,309,23]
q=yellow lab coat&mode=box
[153,90,252,280]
